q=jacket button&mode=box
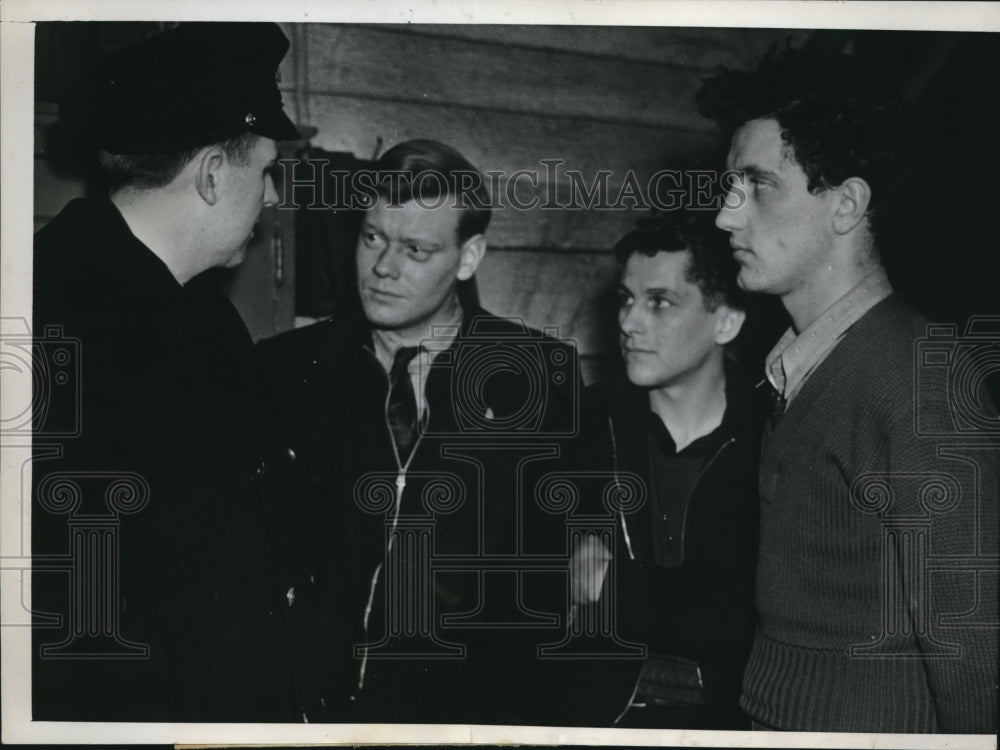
[287,447,297,462]
[252,460,265,478]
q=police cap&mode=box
[66,22,300,154]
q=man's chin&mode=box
[361,303,405,330]
[624,364,658,389]
[736,268,762,292]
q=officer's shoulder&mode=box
[257,317,338,362]
[35,199,104,257]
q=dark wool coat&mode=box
[258,306,581,724]
[32,198,318,722]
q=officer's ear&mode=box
[714,305,746,346]
[457,234,486,281]
[195,146,225,206]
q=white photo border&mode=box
[3,0,998,746]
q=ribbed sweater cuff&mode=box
[740,631,938,733]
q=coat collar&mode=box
[60,197,188,307]
[597,355,762,463]
[330,301,497,355]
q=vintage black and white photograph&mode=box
[1,1,998,746]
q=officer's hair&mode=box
[98,132,259,192]
[371,139,492,244]
[614,211,746,312]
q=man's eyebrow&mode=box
[735,164,779,180]
[619,282,676,297]
[644,285,679,298]
[400,236,443,250]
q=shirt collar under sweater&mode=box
[766,268,892,406]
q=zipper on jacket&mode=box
[607,418,736,723]
[357,345,428,691]
[677,437,735,561]
[613,669,644,726]
[608,415,636,561]
[610,413,736,564]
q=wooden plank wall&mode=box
[33,23,807,378]
[283,24,806,380]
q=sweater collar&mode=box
[766,268,892,404]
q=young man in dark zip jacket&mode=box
[570,211,763,729]
[259,140,581,724]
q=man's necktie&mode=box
[387,345,422,463]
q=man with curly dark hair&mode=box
[700,46,998,733]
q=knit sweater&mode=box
[741,295,999,733]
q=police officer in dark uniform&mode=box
[32,23,322,722]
